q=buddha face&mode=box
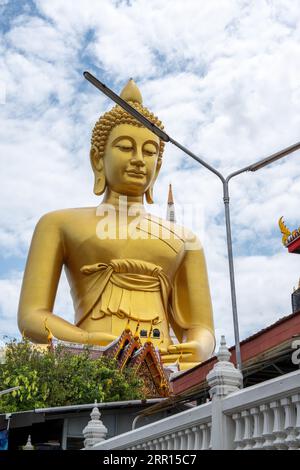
[102,124,161,197]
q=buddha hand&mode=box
[161,327,215,365]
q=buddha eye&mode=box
[144,150,156,157]
[143,144,158,157]
[116,144,133,152]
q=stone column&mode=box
[23,435,34,450]
[82,403,108,449]
[206,335,243,450]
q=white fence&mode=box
[223,371,300,450]
[88,401,212,450]
[86,338,300,451]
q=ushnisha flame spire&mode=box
[120,78,143,104]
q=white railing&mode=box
[90,401,212,450]
[223,370,300,450]
[85,337,300,451]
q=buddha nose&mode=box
[131,148,145,167]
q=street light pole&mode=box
[84,71,300,372]
[165,136,244,370]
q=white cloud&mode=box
[0,273,22,338]
[0,0,300,349]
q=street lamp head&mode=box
[248,141,300,172]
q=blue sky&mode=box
[0,0,299,347]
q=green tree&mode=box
[0,339,145,412]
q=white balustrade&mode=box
[86,337,300,451]
[223,370,300,450]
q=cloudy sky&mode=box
[0,0,299,351]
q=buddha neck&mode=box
[101,188,146,215]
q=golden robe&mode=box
[68,214,214,345]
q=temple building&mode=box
[292,281,300,314]
[50,329,170,399]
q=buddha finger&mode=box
[87,332,118,344]
[168,342,198,354]
[158,347,168,354]
[159,352,192,362]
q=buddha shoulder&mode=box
[34,207,97,232]
[144,214,202,250]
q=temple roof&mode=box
[104,330,170,397]
[53,329,170,398]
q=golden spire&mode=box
[167,183,176,223]
[120,78,143,104]
[168,184,174,205]
[278,216,291,245]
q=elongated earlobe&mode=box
[90,145,106,196]
[93,174,106,195]
[145,186,154,204]
[145,158,162,203]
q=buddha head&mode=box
[90,79,165,203]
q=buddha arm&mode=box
[18,213,116,345]
[18,213,87,343]
[169,241,215,361]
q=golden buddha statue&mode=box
[18,79,215,370]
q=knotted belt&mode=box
[73,259,171,326]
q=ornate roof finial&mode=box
[120,78,143,104]
[279,216,291,246]
[134,320,140,339]
[44,318,54,351]
[217,335,231,362]
[23,434,34,450]
[206,335,243,398]
[125,317,131,333]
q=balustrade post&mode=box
[206,336,243,450]
[250,407,264,449]
[284,395,299,450]
[292,393,300,449]
[165,435,173,450]
[192,425,201,450]
[269,401,286,449]
[185,428,194,450]
[241,410,254,450]
[260,403,275,450]
[82,403,108,449]
[200,423,209,450]
[232,413,244,450]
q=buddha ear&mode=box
[145,157,162,204]
[90,145,106,196]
